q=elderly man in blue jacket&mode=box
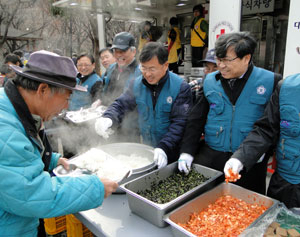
[95,42,192,168]
[0,50,118,236]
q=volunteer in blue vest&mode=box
[99,47,116,88]
[99,47,116,71]
[190,4,208,67]
[178,32,282,194]
[69,53,103,111]
[168,17,181,74]
[95,42,192,168]
[101,32,141,106]
[224,73,300,208]
[0,50,118,236]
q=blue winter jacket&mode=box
[103,71,192,157]
[0,83,105,237]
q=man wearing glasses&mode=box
[101,32,141,106]
[178,32,281,194]
[69,53,102,111]
[95,42,192,168]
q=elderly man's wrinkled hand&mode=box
[57,157,69,170]
[100,178,118,198]
[95,117,113,139]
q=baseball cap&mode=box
[111,32,135,51]
[201,49,216,64]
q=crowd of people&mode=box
[0,3,299,236]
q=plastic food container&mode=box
[119,162,223,227]
[164,182,279,237]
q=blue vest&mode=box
[203,67,274,152]
[102,63,141,93]
[69,73,102,111]
[133,72,183,147]
[276,73,300,184]
[102,63,116,92]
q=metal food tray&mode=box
[97,143,156,188]
[98,143,155,174]
[53,149,131,183]
[119,162,223,227]
[164,182,279,237]
[65,105,107,124]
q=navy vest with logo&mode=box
[203,67,274,152]
[133,72,183,147]
[276,73,300,184]
[69,73,102,111]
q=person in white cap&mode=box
[0,50,118,237]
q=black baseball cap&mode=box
[111,32,135,51]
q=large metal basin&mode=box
[164,182,279,237]
[119,162,223,227]
[97,143,156,193]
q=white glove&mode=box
[224,158,243,177]
[178,153,194,174]
[154,148,168,169]
[95,117,113,139]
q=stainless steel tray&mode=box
[98,143,155,174]
[97,143,156,190]
[164,182,279,237]
[64,105,107,124]
[119,162,223,227]
[53,148,132,183]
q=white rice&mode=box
[114,154,153,170]
[72,148,130,182]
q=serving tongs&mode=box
[117,170,131,185]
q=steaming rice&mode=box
[114,154,153,170]
[72,148,130,182]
